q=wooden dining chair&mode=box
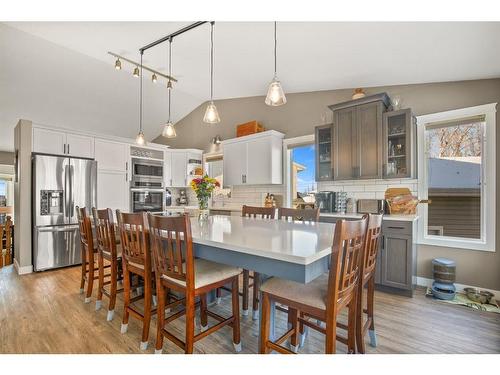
[277,207,320,223]
[0,216,13,268]
[116,210,157,350]
[76,207,102,303]
[148,213,242,354]
[259,217,368,354]
[355,213,383,353]
[241,205,276,319]
[92,208,123,321]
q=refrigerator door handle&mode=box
[64,163,71,219]
[37,225,80,233]
[69,164,75,219]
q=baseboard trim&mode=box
[416,276,500,299]
[14,258,33,275]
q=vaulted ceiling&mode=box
[1,22,499,151]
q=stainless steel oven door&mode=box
[130,189,164,213]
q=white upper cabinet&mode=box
[170,151,188,187]
[94,139,129,172]
[32,127,66,156]
[66,133,94,159]
[33,127,94,159]
[164,149,203,187]
[164,151,172,187]
[222,130,284,186]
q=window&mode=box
[416,103,496,251]
[283,135,316,208]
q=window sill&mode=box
[418,236,494,252]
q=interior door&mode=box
[223,142,247,186]
[32,128,66,156]
[66,133,94,159]
[170,152,187,187]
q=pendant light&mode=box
[203,22,221,124]
[162,37,177,138]
[136,53,146,145]
[265,22,286,106]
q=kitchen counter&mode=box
[320,212,418,222]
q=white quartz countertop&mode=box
[190,215,333,266]
[320,212,418,222]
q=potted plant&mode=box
[190,175,220,221]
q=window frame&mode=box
[283,134,315,208]
[416,103,497,252]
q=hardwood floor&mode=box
[0,264,499,354]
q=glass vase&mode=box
[198,196,209,221]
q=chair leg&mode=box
[79,251,86,294]
[200,294,208,331]
[121,269,131,333]
[107,259,118,321]
[356,282,366,354]
[289,307,299,353]
[325,314,337,354]
[252,272,260,320]
[347,295,357,354]
[155,281,165,354]
[216,288,222,304]
[185,292,196,354]
[242,270,249,316]
[85,252,95,303]
[299,311,308,347]
[231,277,242,352]
[140,275,152,350]
[96,254,104,311]
[367,276,377,347]
[259,292,271,354]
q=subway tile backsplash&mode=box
[317,179,418,200]
[212,184,285,208]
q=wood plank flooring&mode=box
[0,265,499,354]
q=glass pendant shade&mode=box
[203,101,221,124]
[265,76,287,106]
[115,59,122,70]
[133,66,140,77]
[135,131,146,145]
[162,121,177,138]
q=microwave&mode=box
[131,158,163,187]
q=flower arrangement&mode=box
[190,175,220,210]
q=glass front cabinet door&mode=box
[382,109,415,178]
[315,124,333,181]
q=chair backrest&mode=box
[0,216,13,267]
[148,213,193,289]
[92,208,118,259]
[278,207,320,223]
[327,217,368,310]
[76,206,93,254]
[116,210,150,270]
[242,205,275,219]
[361,214,383,282]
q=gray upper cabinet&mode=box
[315,124,333,181]
[382,108,416,179]
[328,93,389,181]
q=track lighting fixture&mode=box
[114,58,122,70]
[265,22,287,106]
[203,22,221,124]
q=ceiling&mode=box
[1,22,500,151]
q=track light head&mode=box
[133,66,140,78]
[167,80,173,89]
[115,58,122,70]
[151,73,158,83]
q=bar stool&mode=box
[92,208,123,321]
[116,210,157,350]
[241,205,275,319]
[0,216,13,268]
[76,207,107,303]
[355,214,383,353]
[259,217,367,354]
[148,213,242,354]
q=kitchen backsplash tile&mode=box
[317,178,418,200]
[212,184,285,208]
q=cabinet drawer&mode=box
[382,220,412,235]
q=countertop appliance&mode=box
[32,154,97,271]
[315,191,334,213]
[176,189,189,206]
[165,188,172,207]
[357,199,385,214]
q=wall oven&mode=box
[130,188,164,213]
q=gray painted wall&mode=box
[154,78,500,290]
[0,151,14,165]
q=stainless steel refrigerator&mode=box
[32,154,97,271]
